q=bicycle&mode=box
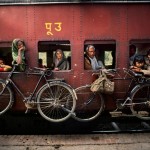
[126,69,150,120]
[73,68,150,122]
[0,64,76,123]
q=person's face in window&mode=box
[17,41,24,50]
[56,51,63,60]
[87,47,95,58]
[135,62,144,68]
[148,54,150,60]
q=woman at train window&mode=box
[0,58,12,72]
[84,45,105,70]
[52,49,69,71]
[12,39,26,71]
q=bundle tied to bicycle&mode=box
[90,70,115,94]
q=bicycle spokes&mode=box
[37,82,76,122]
[130,84,150,120]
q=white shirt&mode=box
[89,56,99,70]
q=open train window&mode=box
[129,40,150,56]
[129,40,150,65]
[38,41,71,70]
[84,40,116,69]
[0,42,12,67]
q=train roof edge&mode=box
[0,0,150,5]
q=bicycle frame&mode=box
[81,69,136,109]
[113,68,146,109]
[0,65,77,122]
[73,69,150,122]
[3,65,51,103]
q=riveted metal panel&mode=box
[127,4,150,38]
[1,3,150,112]
[81,4,119,39]
[0,6,27,40]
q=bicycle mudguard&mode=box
[0,79,14,112]
[50,81,78,100]
[129,84,141,96]
[36,81,77,101]
[47,78,65,82]
[0,79,12,91]
[0,79,6,84]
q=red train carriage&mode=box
[0,0,150,114]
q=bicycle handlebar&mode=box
[92,68,144,79]
[92,69,117,77]
[123,68,143,77]
[33,67,47,71]
[106,69,117,73]
[30,67,52,76]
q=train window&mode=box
[129,40,150,56]
[129,40,150,65]
[84,40,116,69]
[38,41,71,70]
[0,42,12,66]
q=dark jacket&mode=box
[84,54,92,70]
[84,54,104,70]
[52,50,69,70]
[54,58,69,70]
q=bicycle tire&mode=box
[0,79,14,115]
[37,81,76,123]
[130,84,150,120]
[72,85,104,122]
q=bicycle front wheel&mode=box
[130,84,150,120]
[73,85,104,122]
[0,80,14,115]
[37,82,76,123]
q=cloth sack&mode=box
[90,71,114,94]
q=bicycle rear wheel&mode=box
[130,84,150,120]
[0,80,14,115]
[37,82,76,123]
[73,85,104,122]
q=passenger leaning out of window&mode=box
[0,58,12,72]
[84,45,105,70]
[130,55,150,75]
[52,49,69,71]
[12,39,26,71]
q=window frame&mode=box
[38,40,71,71]
[84,40,116,70]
